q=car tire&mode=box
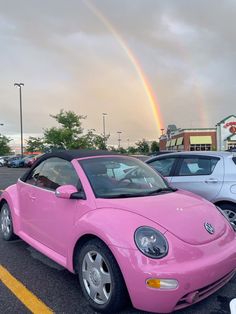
[0,203,16,241]
[76,238,128,313]
[218,203,236,228]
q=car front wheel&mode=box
[76,239,128,313]
[0,203,16,241]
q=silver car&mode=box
[146,151,236,226]
[0,157,5,167]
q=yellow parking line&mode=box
[0,265,53,314]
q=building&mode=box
[160,115,236,151]
[216,115,236,151]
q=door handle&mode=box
[205,178,218,184]
[29,195,36,200]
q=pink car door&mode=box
[20,157,86,256]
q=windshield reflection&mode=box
[79,156,174,198]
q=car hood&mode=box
[95,190,227,245]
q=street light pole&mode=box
[117,131,122,149]
[14,83,24,158]
[102,113,108,147]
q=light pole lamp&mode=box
[14,83,24,158]
[117,131,122,149]
[0,123,3,126]
[102,113,108,146]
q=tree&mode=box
[43,110,111,150]
[135,139,150,154]
[93,134,109,150]
[78,129,97,149]
[118,147,127,154]
[51,110,85,132]
[127,146,137,154]
[44,110,86,149]
[26,136,46,152]
[150,141,159,153]
[0,134,12,155]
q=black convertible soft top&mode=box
[20,149,119,182]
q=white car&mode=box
[147,151,236,227]
[0,157,5,167]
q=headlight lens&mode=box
[216,206,236,231]
[134,226,168,259]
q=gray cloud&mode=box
[0,0,235,146]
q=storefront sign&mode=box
[224,121,236,128]
[223,121,236,133]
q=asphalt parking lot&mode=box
[0,167,235,314]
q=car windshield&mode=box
[79,156,174,198]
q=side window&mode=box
[36,158,80,191]
[149,158,176,176]
[179,157,219,176]
[25,161,45,186]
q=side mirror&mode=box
[55,185,86,200]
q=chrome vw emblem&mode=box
[204,222,215,234]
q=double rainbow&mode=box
[83,0,164,133]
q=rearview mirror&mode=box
[55,185,86,200]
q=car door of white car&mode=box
[171,155,224,201]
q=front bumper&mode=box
[110,228,236,313]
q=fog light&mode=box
[146,278,178,290]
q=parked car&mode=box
[130,154,149,161]
[148,150,177,157]
[25,154,43,167]
[7,156,28,168]
[146,151,236,227]
[0,156,12,166]
[6,156,21,167]
[0,157,4,167]
[0,150,235,313]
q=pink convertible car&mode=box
[0,150,235,313]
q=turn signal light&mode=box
[146,278,178,290]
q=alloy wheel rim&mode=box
[82,250,112,305]
[224,209,236,227]
[0,207,11,236]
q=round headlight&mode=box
[134,226,168,259]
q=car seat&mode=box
[86,163,112,193]
[196,159,211,175]
[179,161,192,175]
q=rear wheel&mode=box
[0,203,16,241]
[218,203,236,229]
[76,239,128,313]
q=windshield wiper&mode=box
[145,187,177,196]
[101,193,142,199]
[99,187,177,199]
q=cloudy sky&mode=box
[0,0,235,147]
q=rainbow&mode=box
[83,0,164,132]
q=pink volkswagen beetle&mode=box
[0,150,235,313]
